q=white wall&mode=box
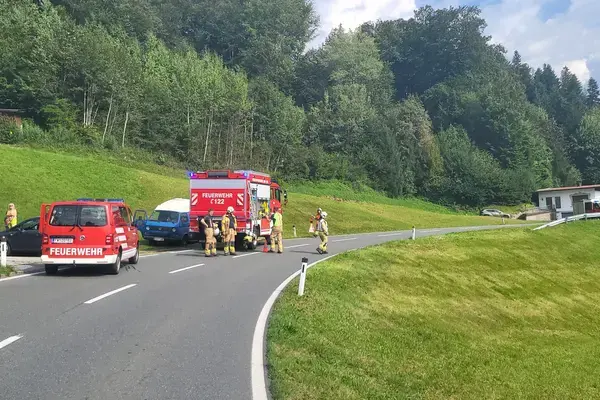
[538,188,600,212]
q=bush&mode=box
[0,116,22,144]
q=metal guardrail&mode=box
[532,213,600,230]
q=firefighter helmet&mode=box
[321,211,327,218]
[227,206,234,213]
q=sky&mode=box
[309,0,600,84]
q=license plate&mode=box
[153,237,164,241]
[52,237,73,244]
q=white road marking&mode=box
[168,264,204,274]
[0,271,45,282]
[378,232,407,237]
[233,252,260,259]
[251,254,335,400]
[0,266,74,283]
[84,284,137,304]
[332,237,357,242]
[0,335,23,350]
[140,249,195,258]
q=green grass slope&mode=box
[267,221,600,400]
[1,145,523,241]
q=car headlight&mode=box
[171,228,176,232]
[146,227,150,230]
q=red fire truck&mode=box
[187,170,284,250]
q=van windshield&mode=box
[49,205,108,227]
[149,210,179,222]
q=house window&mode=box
[555,197,561,209]
[545,197,553,209]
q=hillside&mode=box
[0,146,523,239]
[2,1,598,211]
[267,221,600,399]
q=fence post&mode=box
[298,257,308,296]
[502,216,505,225]
[0,236,6,267]
[293,225,297,237]
[411,226,416,240]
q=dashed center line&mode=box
[332,238,357,242]
[84,284,137,304]
[232,252,260,259]
[140,249,195,258]
[0,335,23,350]
[377,232,406,237]
[169,263,205,274]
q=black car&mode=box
[0,216,42,256]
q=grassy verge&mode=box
[0,265,15,276]
[284,180,464,214]
[267,221,600,400]
[3,145,525,247]
[2,145,189,219]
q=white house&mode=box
[537,184,600,217]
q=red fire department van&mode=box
[187,169,284,250]
[39,198,140,275]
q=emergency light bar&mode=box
[77,198,125,203]
[207,171,229,178]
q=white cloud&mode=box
[481,0,600,82]
[308,0,416,48]
[310,0,600,82]
[565,59,591,83]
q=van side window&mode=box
[112,205,125,226]
[180,214,189,224]
[119,206,131,225]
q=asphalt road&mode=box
[0,224,530,400]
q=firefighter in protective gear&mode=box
[309,207,322,233]
[270,206,283,253]
[315,211,329,254]
[222,206,237,256]
[200,208,217,257]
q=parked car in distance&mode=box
[480,209,511,218]
[0,216,42,256]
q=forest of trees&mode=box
[2,0,600,207]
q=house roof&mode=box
[0,109,23,114]
[536,184,600,193]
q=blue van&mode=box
[134,198,193,246]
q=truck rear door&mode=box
[190,178,247,217]
[45,204,109,258]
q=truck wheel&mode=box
[128,243,139,265]
[45,264,58,275]
[108,251,122,275]
[181,235,189,246]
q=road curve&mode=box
[0,224,529,400]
